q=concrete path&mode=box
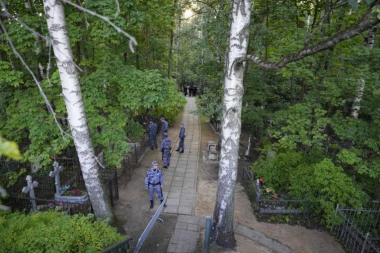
[162,96,200,216]
[163,97,200,252]
[114,96,297,253]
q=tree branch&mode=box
[237,5,379,70]
[0,19,71,140]
[60,0,137,53]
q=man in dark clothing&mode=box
[175,122,186,153]
[161,133,172,168]
[147,120,158,150]
[160,117,168,140]
[183,85,188,96]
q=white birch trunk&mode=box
[212,0,251,247]
[350,24,377,119]
[43,0,113,220]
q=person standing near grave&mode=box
[175,122,186,153]
[160,133,172,168]
[145,161,166,209]
[147,119,158,150]
[183,85,188,96]
[160,117,168,140]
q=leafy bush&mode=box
[0,211,126,253]
[252,150,368,225]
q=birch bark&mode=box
[350,24,377,119]
[43,0,113,220]
[212,0,251,247]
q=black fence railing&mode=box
[115,137,149,181]
[331,204,380,253]
[242,167,315,227]
[210,119,221,134]
[100,170,119,206]
[100,237,133,253]
[6,196,93,215]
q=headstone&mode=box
[49,161,64,195]
[31,156,40,173]
[22,175,38,212]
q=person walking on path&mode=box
[160,133,172,169]
[160,117,168,140]
[145,161,166,209]
[175,122,186,153]
[147,119,158,150]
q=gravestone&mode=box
[49,161,88,204]
[202,141,219,164]
[22,175,38,212]
[49,161,64,195]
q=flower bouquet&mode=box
[37,202,70,214]
[55,185,88,204]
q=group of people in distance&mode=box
[183,84,197,97]
[145,117,186,209]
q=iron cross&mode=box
[49,161,64,195]
[22,175,38,212]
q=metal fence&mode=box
[242,167,313,227]
[6,195,93,215]
[115,137,150,182]
[331,204,380,253]
[100,237,133,253]
[100,170,119,206]
[210,119,221,134]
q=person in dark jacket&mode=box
[145,161,166,209]
[160,133,172,168]
[147,120,158,150]
[175,122,186,153]
[160,117,168,140]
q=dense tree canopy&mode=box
[0,0,186,170]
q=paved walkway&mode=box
[114,96,296,253]
[162,97,201,252]
[162,96,200,216]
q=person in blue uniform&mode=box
[160,117,168,140]
[175,122,186,153]
[160,133,172,168]
[147,120,158,150]
[145,161,166,209]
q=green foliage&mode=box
[195,87,223,122]
[0,61,23,87]
[0,136,23,161]
[252,151,368,225]
[0,212,126,253]
[271,103,330,150]
[0,168,26,189]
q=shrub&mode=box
[252,149,368,225]
[0,211,126,253]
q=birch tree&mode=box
[350,23,378,119]
[211,0,379,247]
[212,0,251,247]
[42,0,112,220]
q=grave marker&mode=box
[22,175,38,212]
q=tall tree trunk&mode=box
[212,0,251,248]
[168,0,178,79]
[43,0,113,220]
[350,24,377,119]
[145,25,150,69]
[168,27,174,78]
